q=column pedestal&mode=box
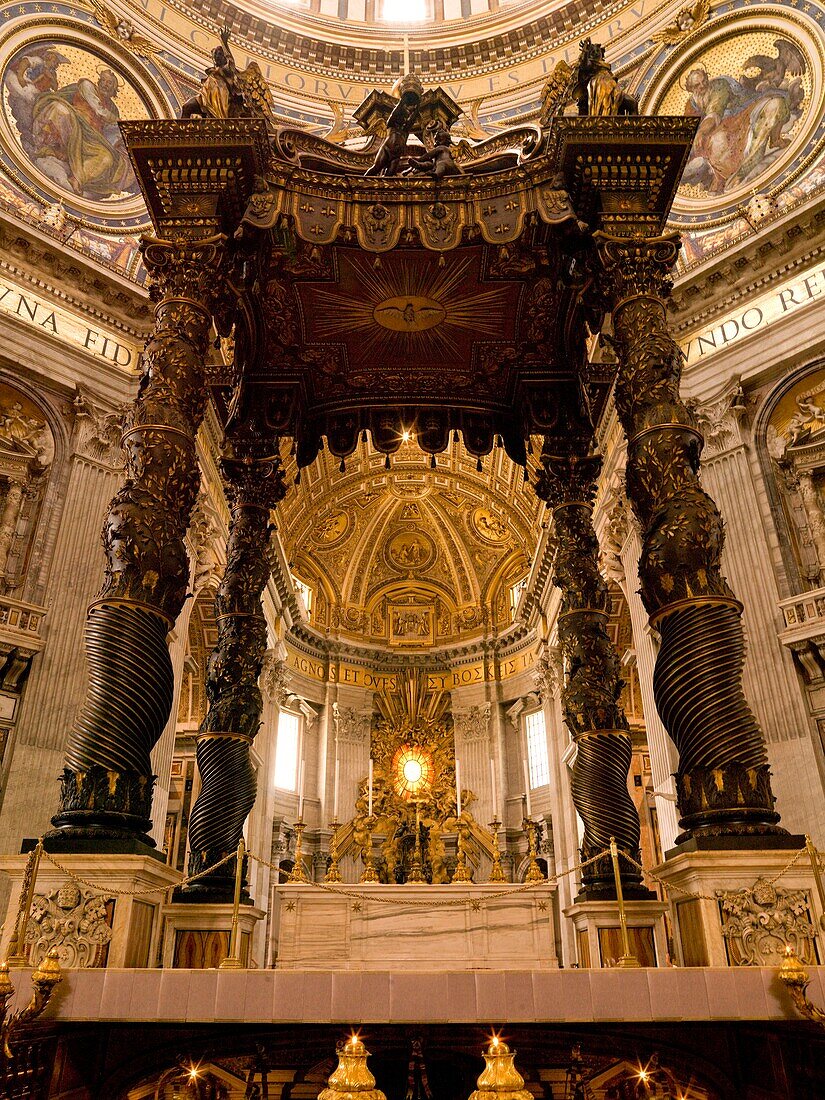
[0,852,179,968]
[564,898,668,968]
[160,902,266,969]
[654,842,822,967]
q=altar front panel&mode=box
[274,884,559,970]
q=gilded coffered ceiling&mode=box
[278,437,542,649]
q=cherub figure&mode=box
[403,123,462,180]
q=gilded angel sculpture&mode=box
[181,26,277,132]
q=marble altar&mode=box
[274,883,559,970]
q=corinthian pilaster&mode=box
[536,430,645,897]
[50,236,226,847]
[181,437,286,900]
[596,231,783,843]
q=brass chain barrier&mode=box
[616,844,819,902]
[38,845,236,897]
[18,837,825,908]
[252,847,611,909]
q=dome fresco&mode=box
[0,0,821,274]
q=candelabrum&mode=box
[0,948,62,1060]
[468,1036,533,1100]
[407,803,426,884]
[523,818,546,883]
[325,821,342,883]
[289,819,309,883]
[778,945,825,1029]
[488,820,506,883]
[452,829,472,883]
[360,816,379,883]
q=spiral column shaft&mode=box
[51,236,226,845]
[597,231,782,842]
[181,444,286,901]
[536,429,645,898]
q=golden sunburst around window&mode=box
[392,744,433,800]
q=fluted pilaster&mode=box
[597,231,783,842]
[50,236,226,846]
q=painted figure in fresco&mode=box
[681,39,807,193]
[3,47,137,200]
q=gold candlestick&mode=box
[360,816,379,882]
[452,826,472,883]
[289,819,309,882]
[488,819,506,883]
[325,821,342,883]
[523,818,545,883]
[407,802,426,883]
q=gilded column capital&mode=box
[142,234,227,317]
[593,230,681,309]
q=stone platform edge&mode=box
[7,966,823,1025]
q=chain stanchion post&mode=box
[7,840,43,968]
[610,837,640,969]
[219,837,246,971]
[805,834,825,932]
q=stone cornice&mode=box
[0,213,151,334]
[671,195,825,337]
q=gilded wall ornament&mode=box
[312,510,350,546]
[471,506,510,544]
[26,881,113,968]
[386,530,436,572]
[718,877,817,966]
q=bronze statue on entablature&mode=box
[180,26,277,132]
[541,39,638,121]
[364,74,423,177]
[402,122,462,180]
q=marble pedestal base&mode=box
[0,853,180,968]
[275,883,559,970]
[160,902,266,969]
[564,898,669,968]
[653,846,824,967]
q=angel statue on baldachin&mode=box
[181,26,277,131]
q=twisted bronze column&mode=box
[536,429,646,897]
[180,436,286,900]
[597,231,783,843]
[50,236,225,846]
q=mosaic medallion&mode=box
[641,8,825,227]
[0,20,174,231]
[385,529,436,572]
